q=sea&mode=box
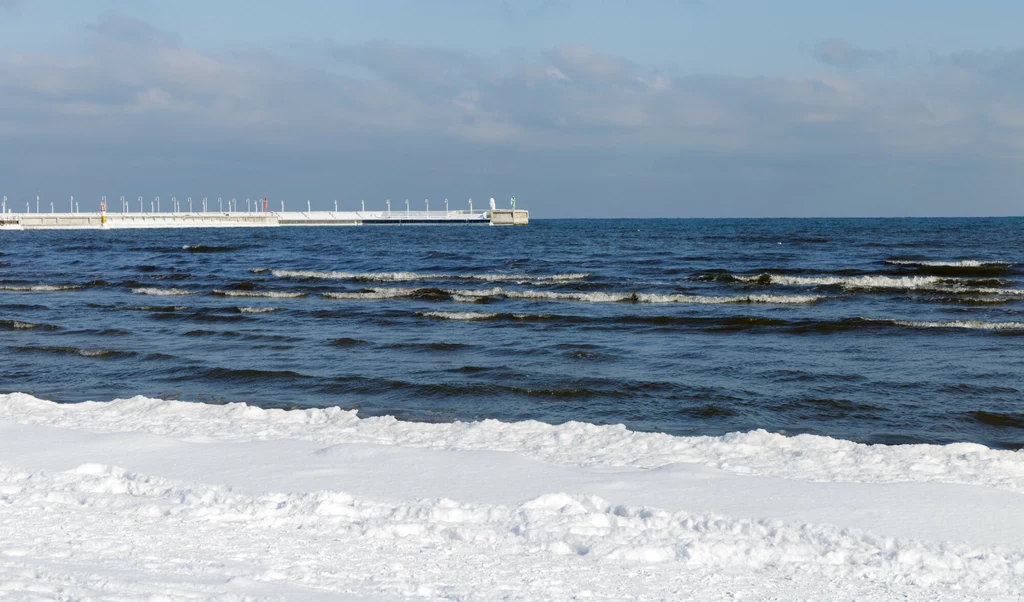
[1,218,1022,449]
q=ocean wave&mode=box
[212,290,306,298]
[263,268,591,285]
[8,345,135,359]
[732,273,1024,296]
[117,305,189,312]
[0,319,59,331]
[891,320,1024,330]
[403,312,1024,333]
[323,287,438,300]
[330,337,371,347]
[3,393,1024,493]
[131,288,197,296]
[734,274,948,289]
[323,287,822,305]
[182,244,236,253]
[886,260,1012,268]
[419,311,501,321]
[0,284,83,292]
[234,306,280,314]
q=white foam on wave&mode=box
[236,306,279,314]
[886,260,1012,268]
[736,274,947,289]
[892,320,1024,330]
[2,320,45,329]
[0,284,83,292]
[508,289,822,305]
[212,290,306,298]
[2,393,1022,493]
[323,287,425,300]
[468,273,591,283]
[130,288,196,296]
[271,269,446,282]
[321,287,822,305]
[419,311,500,320]
[263,268,591,285]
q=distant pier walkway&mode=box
[0,209,529,230]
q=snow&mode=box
[0,393,1022,600]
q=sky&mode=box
[1,1,1023,217]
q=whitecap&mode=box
[131,288,196,296]
[213,290,306,298]
[0,284,83,292]
[419,311,499,321]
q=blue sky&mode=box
[1,1,1023,217]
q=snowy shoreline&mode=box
[1,393,1022,600]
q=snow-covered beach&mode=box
[1,392,1022,600]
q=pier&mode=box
[0,209,528,230]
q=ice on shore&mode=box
[0,392,1023,601]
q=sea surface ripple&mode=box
[1,218,1022,448]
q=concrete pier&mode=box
[0,209,528,230]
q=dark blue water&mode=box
[2,218,1023,448]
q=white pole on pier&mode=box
[172,196,177,213]
[121,196,126,213]
[335,200,338,212]
[425,199,428,213]
[203,197,207,213]
[218,197,223,212]
[406,199,409,217]
[469,198,473,213]
[156,196,160,212]
[188,197,192,212]
[36,195,39,214]
[386,199,390,216]
[50,202,53,213]
[361,199,364,212]
[445,198,448,214]
[139,196,143,213]
[76,201,79,212]
[247,198,251,213]
[232,198,237,213]
[307,200,311,212]
[70,196,73,213]
[281,200,284,212]
[2,196,5,214]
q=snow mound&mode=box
[1,463,1021,599]
[1,393,1022,493]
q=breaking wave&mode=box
[262,268,591,285]
[0,319,59,331]
[734,274,948,289]
[891,320,1024,331]
[0,284,83,292]
[886,260,1011,268]
[182,245,236,253]
[324,287,822,305]
[733,273,1024,296]
[234,306,280,314]
[419,311,501,321]
[212,290,306,298]
[8,345,136,358]
[131,288,197,296]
